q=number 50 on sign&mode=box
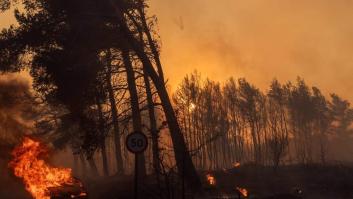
[126,131,148,154]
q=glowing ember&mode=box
[79,192,87,197]
[233,162,241,168]
[9,137,75,199]
[206,173,216,185]
[236,187,248,197]
[189,102,196,112]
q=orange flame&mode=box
[233,162,241,168]
[236,187,248,197]
[9,137,75,199]
[206,173,216,185]
[189,103,196,112]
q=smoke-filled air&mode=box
[0,0,352,199]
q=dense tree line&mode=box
[173,71,353,170]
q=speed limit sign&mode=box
[126,131,148,154]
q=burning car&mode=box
[48,178,87,199]
[9,137,88,199]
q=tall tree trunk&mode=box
[101,143,109,176]
[79,153,87,176]
[106,51,125,174]
[73,153,79,176]
[110,3,202,191]
[136,0,165,82]
[147,68,202,191]
[97,97,109,176]
[143,70,161,175]
[122,49,147,177]
[88,156,99,176]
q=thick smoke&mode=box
[0,73,35,145]
[149,0,353,101]
[1,1,353,100]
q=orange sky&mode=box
[1,1,353,101]
[149,0,353,101]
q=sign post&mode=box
[126,131,148,199]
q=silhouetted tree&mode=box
[267,79,289,167]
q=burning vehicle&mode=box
[9,137,88,199]
[48,178,88,199]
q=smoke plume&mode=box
[0,73,35,145]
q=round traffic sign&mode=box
[126,131,148,154]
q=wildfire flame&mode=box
[233,162,241,168]
[206,173,216,185]
[236,187,248,197]
[9,137,75,199]
[189,102,196,112]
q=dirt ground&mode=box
[201,164,353,199]
[77,164,353,199]
[1,160,353,199]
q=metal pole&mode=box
[182,151,185,199]
[134,153,138,199]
